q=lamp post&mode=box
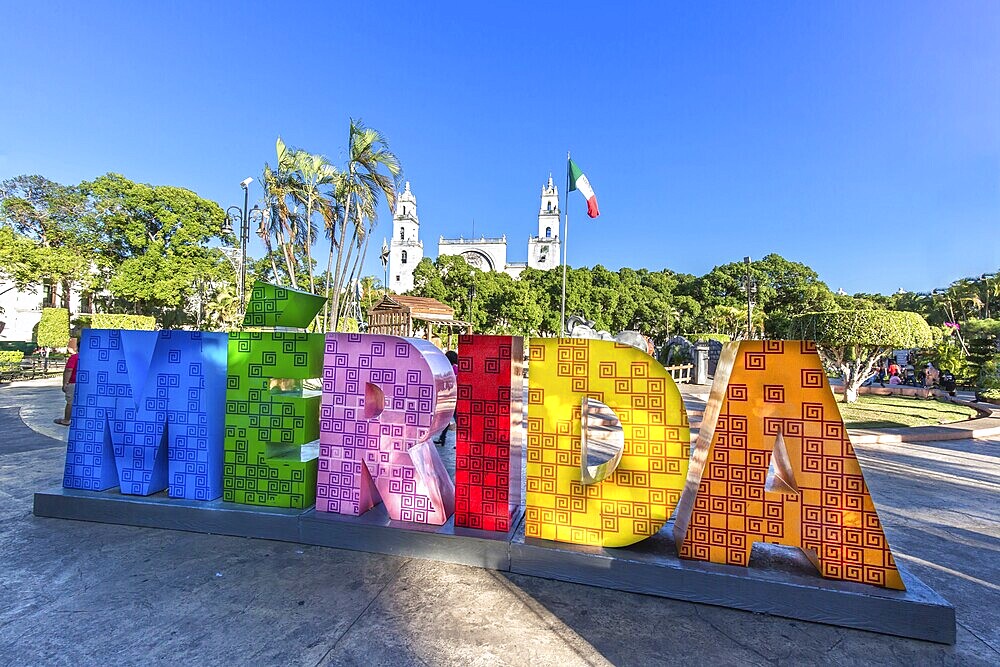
[467,281,477,328]
[222,177,257,314]
[744,256,754,340]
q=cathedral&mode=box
[388,177,562,292]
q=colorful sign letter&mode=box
[454,335,523,531]
[223,282,327,509]
[63,329,228,499]
[224,331,324,508]
[673,340,905,590]
[526,338,690,547]
[317,334,456,525]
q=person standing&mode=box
[924,362,940,388]
[54,337,79,426]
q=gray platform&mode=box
[33,487,956,644]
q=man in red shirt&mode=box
[54,337,79,426]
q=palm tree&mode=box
[255,212,281,286]
[290,150,337,294]
[320,173,347,331]
[262,141,303,288]
[335,190,377,328]
[328,119,401,330]
[205,285,241,330]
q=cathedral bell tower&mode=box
[388,181,423,292]
[527,175,561,270]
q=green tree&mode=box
[262,140,304,288]
[287,146,337,294]
[82,173,232,318]
[329,120,401,330]
[203,285,242,331]
[0,176,94,297]
[789,310,933,403]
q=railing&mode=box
[663,363,693,384]
[0,357,66,383]
[439,236,507,244]
[522,362,694,384]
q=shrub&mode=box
[658,346,692,366]
[976,356,1000,391]
[337,317,360,333]
[0,351,24,364]
[36,308,70,348]
[90,313,157,330]
[686,333,731,344]
[0,341,36,355]
[979,387,1000,401]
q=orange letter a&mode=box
[673,340,905,590]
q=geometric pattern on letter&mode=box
[317,333,456,525]
[63,329,228,500]
[526,338,690,548]
[673,340,905,590]
[454,335,523,531]
[223,331,324,509]
[242,280,327,329]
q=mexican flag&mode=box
[568,158,599,218]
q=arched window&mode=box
[545,227,552,238]
[401,250,408,264]
[400,228,405,241]
[546,202,552,212]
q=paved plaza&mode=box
[0,377,998,665]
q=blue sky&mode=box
[2,2,998,294]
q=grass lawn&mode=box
[837,395,978,429]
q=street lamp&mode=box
[221,177,259,314]
[744,256,755,340]
[467,281,477,326]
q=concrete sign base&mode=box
[33,487,955,644]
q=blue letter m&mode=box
[63,329,228,500]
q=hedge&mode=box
[787,310,933,348]
[0,341,36,355]
[686,333,732,344]
[90,314,157,330]
[36,308,70,348]
[0,351,24,364]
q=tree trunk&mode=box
[273,225,296,289]
[332,227,359,330]
[819,344,886,404]
[263,237,281,286]
[321,238,337,333]
[305,197,315,294]
[329,194,354,330]
[340,230,371,328]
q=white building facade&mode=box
[526,176,561,272]
[0,280,85,343]
[388,181,424,293]
[388,176,563,292]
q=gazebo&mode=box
[366,295,472,346]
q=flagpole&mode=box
[560,151,570,336]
